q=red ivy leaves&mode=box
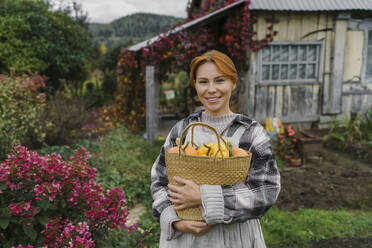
[108,0,278,132]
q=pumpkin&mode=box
[196,144,211,156]
[207,142,230,158]
[168,141,197,156]
[232,147,249,157]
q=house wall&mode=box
[239,11,372,124]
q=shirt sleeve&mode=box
[200,122,281,224]
[150,120,184,240]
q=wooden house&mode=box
[130,0,372,127]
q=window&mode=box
[366,30,372,78]
[259,43,322,84]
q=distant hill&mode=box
[89,13,184,50]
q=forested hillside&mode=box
[89,13,184,49]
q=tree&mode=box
[0,0,94,92]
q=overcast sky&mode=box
[58,0,190,24]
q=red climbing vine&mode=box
[104,0,278,132]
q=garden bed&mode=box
[277,148,372,211]
[276,147,372,248]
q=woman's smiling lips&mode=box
[205,96,221,103]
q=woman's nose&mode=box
[207,83,217,93]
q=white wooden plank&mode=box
[301,13,318,41]
[267,86,276,117]
[351,94,362,113]
[247,51,257,116]
[282,85,291,117]
[275,86,283,117]
[255,86,268,122]
[256,14,267,40]
[361,93,372,112]
[342,95,352,114]
[312,84,320,115]
[275,12,289,41]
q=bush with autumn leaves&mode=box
[0,146,132,248]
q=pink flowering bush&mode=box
[0,146,130,247]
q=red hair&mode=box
[189,50,238,86]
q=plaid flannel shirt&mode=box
[150,110,280,240]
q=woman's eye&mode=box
[198,80,207,84]
[216,78,225,83]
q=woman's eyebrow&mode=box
[197,75,224,80]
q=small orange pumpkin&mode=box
[232,147,249,157]
[168,141,197,156]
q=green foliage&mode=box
[323,110,372,160]
[360,108,372,143]
[0,73,46,160]
[102,213,161,248]
[89,13,184,50]
[0,0,94,92]
[261,207,372,247]
[37,139,99,161]
[101,69,117,103]
[93,126,164,208]
[38,93,95,146]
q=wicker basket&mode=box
[165,122,252,221]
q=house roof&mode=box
[129,0,372,51]
[251,0,372,11]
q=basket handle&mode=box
[179,122,228,159]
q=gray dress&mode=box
[159,219,266,247]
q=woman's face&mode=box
[194,62,236,116]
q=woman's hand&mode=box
[173,220,213,236]
[168,176,201,210]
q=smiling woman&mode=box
[150,50,281,247]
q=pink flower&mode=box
[24,200,32,211]
[34,184,44,195]
[9,203,22,215]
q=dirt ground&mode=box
[276,147,372,248]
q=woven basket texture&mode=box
[165,122,252,221]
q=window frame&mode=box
[257,41,323,86]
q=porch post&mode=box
[327,13,349,114]
[146,65,158,147]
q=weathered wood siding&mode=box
[243,11,333,123]
[239,11,372,123]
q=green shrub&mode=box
[0,73,46,160]
[92,126,163,208]
[38,93,95,146]
[37,139,99,161]
[360,108,372,144]
[102,209,160,248]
